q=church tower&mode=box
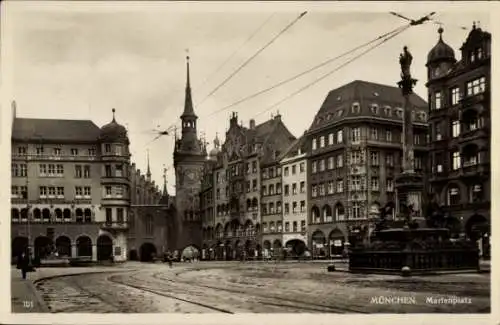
[172,56,205,252]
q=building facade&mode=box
[127,160,173,262]
[200,112,296,259]
[425,24,491,257]
[11,108,131,262]
[305,80,428,258]
[279,137,308,256]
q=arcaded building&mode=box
[11,107,131,262]
[425,24,491,257]
[305,80,428,258]
[201,112,296,260]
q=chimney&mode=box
[274,110,281,121]
[230,112,238,127]
[249,119,256,129]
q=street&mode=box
[16,261,490,313]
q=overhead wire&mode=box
[197,11,308,107]
[253,24,412,118]
[195,13,277,92]
[201,23,409,119]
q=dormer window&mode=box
[477,48,483,60]
[337,96,342,101]
[384,106,392,116]
[326,113,332,120]
[336,109,344,117]
[395,108,403,118]
[373,92,379,97]
[351,102,360,114]
[370,104,379,114]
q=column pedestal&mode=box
[395,171,425,225]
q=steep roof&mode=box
[278,135,307,161]
[308,80,428,132]
[12,118,101,143]
[259,117,296,166]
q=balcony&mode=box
[11,154,98,162]
[101,221,128,230]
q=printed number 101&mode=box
[23,300,34,308]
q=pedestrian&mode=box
[20,252,29,280]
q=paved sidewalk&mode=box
[11,263,139,313]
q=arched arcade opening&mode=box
[140,243,157,262]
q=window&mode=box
[57,187,64,198]
[71,148,78,156]
[82,165,90,178]
[386,154,394,167]
[312,138,317,151]
[47,164,55,176]
[276,167,281,177]
[370,151,379,166]
[115,145,122,156]
[328,133,334,145]
[414,134,421,145]
[216,189,220,200]
[36,146,44,155]
[284,203,290,214]
[54,148,61,156]
[435,124,442,141]
[284,185,289,196]
[312,161,317,173]
[262,186,267,196]
[285,222,290,232]
[115,186,124,197]
[105,144,111,153]
[301,220,306,231]
[300,201,305,213]
[11,186,19,197]
[106,208,112,223]
[371,177,379,191]
[300,162,305,173]
[312,185,317,198]
[284,167,289,176]
[384,106,392,116]
[56,164,64,176]
[18,147,27,155]
[105,165,112,177]
[39,186,47,197]
[75,186,83,197]
[117,208,124,224]
[277,201,282,213]
[293,221,298,232]
[351,150,362,164]
[75,165,82,178]
[246,181,251,193]
[327,181,334,194]
[337,154,343,168]
[300,181,305,193]
[269,202,275,214]
[292,183,297,195]
[292,201,298,213]
[452,120,460,138]
[84,186,91,197]
[448,187,460,205]
[395,108,403,118]
[328,157,334,169]
[320,136,325,148]
[319,159,325,172]
[386,130,392,142]
[252,161,257,173]
[351,176,361,191]
[105,186,112,196]
[371,128,378,140]
[351,102,360,113]
[292,165,296,175]
[415,157,422,170]
[451,87,460,105]
[269,184,275,195]
[336,130,343,143]
[319,184,325,196]
[276,182,282,194]
[88,148,96,156]
[370,104,379,114]
[387,179,394,192]
[336,180,344,193]
[466,77,486,96]
[452,151,461,170]
[351,127,361,143]
[352,202,361,219]
[434,91,442,110]
[269,167,275,178]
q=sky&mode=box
[1,2,492,195]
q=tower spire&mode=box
[181,53,196,118]
[146,149,151,182]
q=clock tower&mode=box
[173,56,206,252]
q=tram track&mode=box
[149,271,369,313]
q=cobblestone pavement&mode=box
[20,261,490,313]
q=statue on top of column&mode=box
[399,46,413,80]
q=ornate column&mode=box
[71,244,77,258]
[92,244,97,261]
[395,46,424,224]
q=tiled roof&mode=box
[278,135,307,161]
[308,80,428,132]
[12,118,102,143]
